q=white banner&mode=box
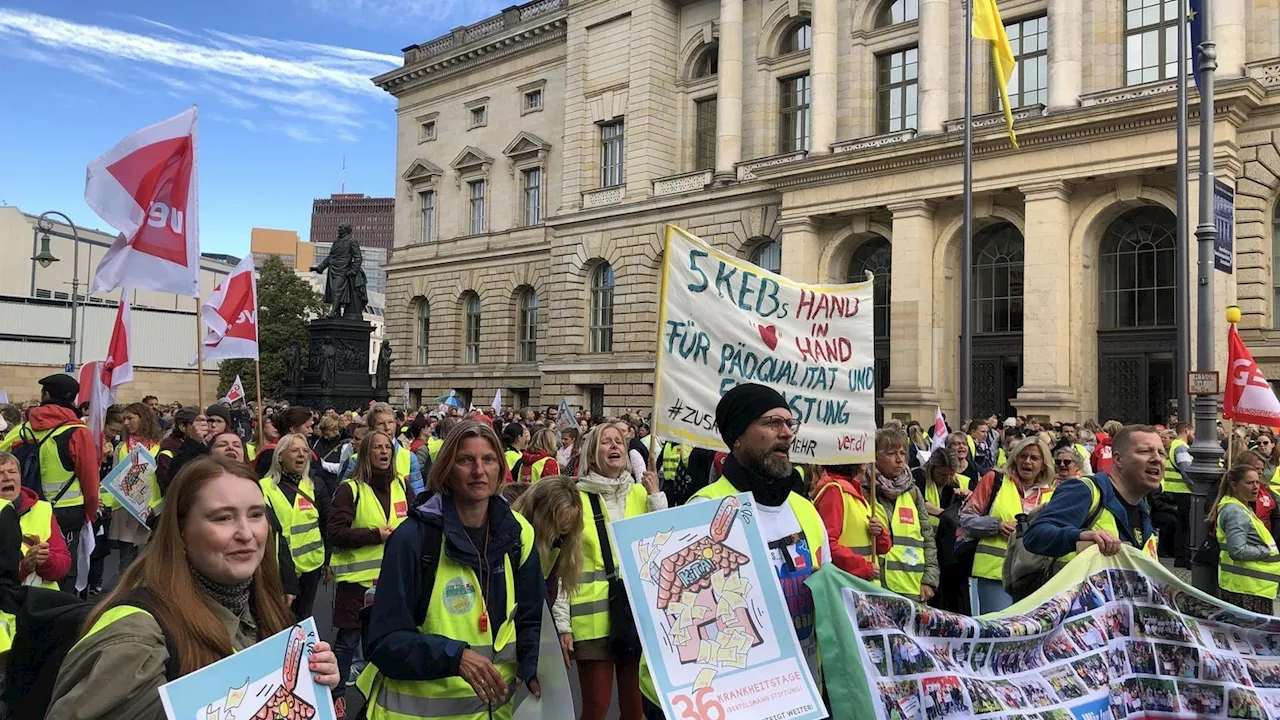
[653,226,876,465]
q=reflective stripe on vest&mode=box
[260,476,325,574]
[330,478,408,586]
[570,485,649,642]
[1163,439,1191,494]
[19,499,60,589]
[812,481,879,587]
[1217,496,1280,600]
[1,422,87,509]
[972,480,1053,582]
[364,515,535,720]
[876,491,925,598]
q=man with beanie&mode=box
[692,383,830,677]
[0,373,100,592]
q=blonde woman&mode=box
[1208,465,1280,614]
[262,433,328,619]
[564,425,664,720]
[516,428,562,483]
[960,435,1057,614]
[512,476,584,666]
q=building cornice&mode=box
[373,0,567,96]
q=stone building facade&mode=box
[376,0,1280,424]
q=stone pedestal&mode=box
[296,317,376,412]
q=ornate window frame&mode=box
[503,132,552,227]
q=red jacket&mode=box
[24,404,100,522]
[812,471,891,580]
[516,450,560,482]
[1090,432,1114,474]
[15,486,72,585]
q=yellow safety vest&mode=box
[0,496,16,649]
[360,514,535,720]
[246,442,257,462]
[503,449,521,475]
[875,490,926,598]
[330,477,408,587]
[527,457,554,484]
[18,498,60,589]
[570,484,649,642]
[348,447,413,485]
[1058,477,1159,566]
[660,442,692,482]
[924,480,942,528]
[1216,496,1280,600]
[0,422,87,509]
[1163,439,1191,494]
[260,476,325,575]
[428,437,443,461]
[996,448,1007,469]
[972,479,1053,582]
[104,441,163,512]
[813,480,879,587]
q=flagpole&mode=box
[254,360,265,450]
[1175,0,1191,424]
[195,309,205,408]
[959,0,974,423]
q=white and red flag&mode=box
[1225,325,1280,426]
[223,375,247,404]
[85,106,200,297]
[202,254,258,360]
[75,291,133,456]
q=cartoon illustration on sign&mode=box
[102,444,157,525]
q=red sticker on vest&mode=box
[297,496,314,511]
[394,501,408,519]
[898,507,916,526]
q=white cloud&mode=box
[0,8,404,143]
[300,0,510,29]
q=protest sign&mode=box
[102,443,157,526]
[160,617,336,720]
[613,493,827,720]
[511,605,576,720]
[654,225,875,465]
[808,545,1280,720]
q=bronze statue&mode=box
[311,223,369,320]
[375,340,392,394]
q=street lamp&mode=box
[30,211,83,371]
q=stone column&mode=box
[778,217,821,283]
[715,0,743,180]
[809,0,838,153]
[1214,0,1247,78]
[1013,181,1079,417]
[882,201,937,420]
[1046,0,1082,111]
[917,0,950,133]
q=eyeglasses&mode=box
[757,417,801,433]
[1055,459,1076,468]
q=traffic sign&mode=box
[1187,371,1219,396]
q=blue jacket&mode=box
[1023,472,1155,558]
[366,493,543,686]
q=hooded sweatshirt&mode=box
[516,450,560,482]
[15,486,72,584]
[1090,432,1114,475]
[16,404,100,522]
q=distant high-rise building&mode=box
[309,193,395,256]
[249,228,313,271]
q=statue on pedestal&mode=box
[375,340,393,395]
[311,223,368,320]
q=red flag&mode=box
[223,375,247,403]
[86,107,200,296]
[202,254,258,360]
[103,292,134,390]
[1224,325,1280,426]
[76,361,113,462]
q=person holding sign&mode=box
[46,456,340,720]
[109,403,164,572]
[872,428,939,603]
[1208,464,1280,614]
[812,463,888,581]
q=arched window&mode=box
[463,292,481,364]
[590,263,615,353]
[692,45,719,78]
[972,223,1025,334]
[751,241,782,275]
[1100,208,1177,329]
[876,0,919,27]
[780,20,812,54]
[847,237,892,340]
[517,287,538,362]
[415,299,430,365]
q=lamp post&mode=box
[31,211,83,372]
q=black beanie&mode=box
[715,383,790,449]
[205,404,232,425]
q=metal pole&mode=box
[960,0,974,423]
[1187,0,1222,596]
[1175,0,1191,425]
[39,212,82,372]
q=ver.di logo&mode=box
[443,577,477,615]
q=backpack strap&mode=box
[117,588,183,681]
[587,493,617,581]
[414,520,444,626]
[1079,477,1107,537]
[981,471,1005,516]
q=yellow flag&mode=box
[973,0,1018,148]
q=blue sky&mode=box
[0,0,509,256]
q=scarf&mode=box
[875,465,916,501]
[722,455,793,508]
[279,471,303,490]
[190,562,252,617]
[369,465,394,491]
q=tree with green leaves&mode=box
[216,255,325,401]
